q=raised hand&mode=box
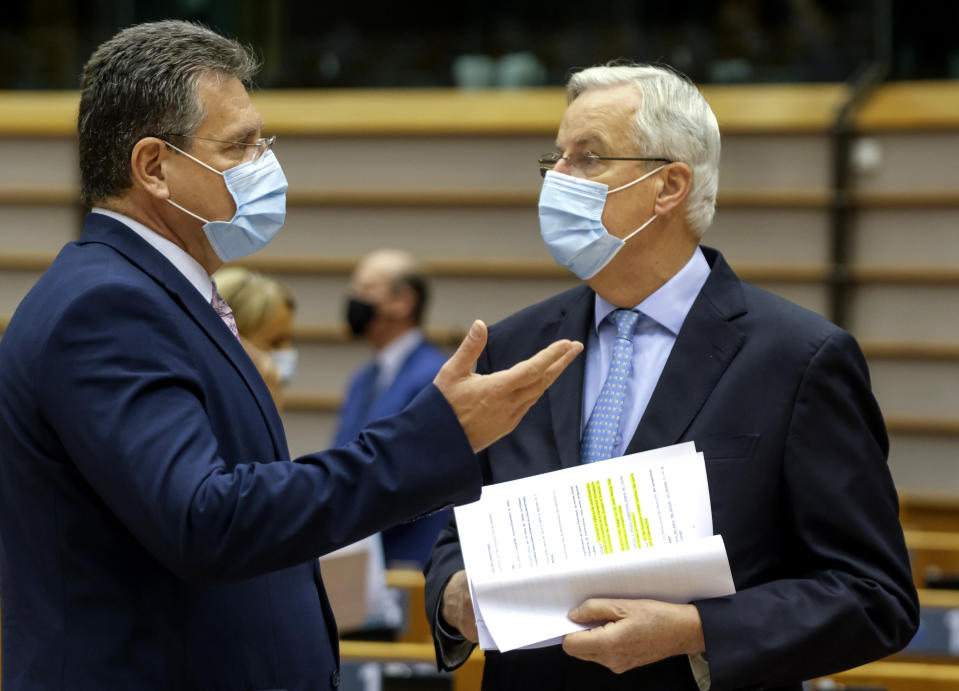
[434,320,582,452]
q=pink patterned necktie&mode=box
[210,281,240,340]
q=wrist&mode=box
[680,604,706,656]
[441,570,467,631]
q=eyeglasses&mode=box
[163,134,277,163]
[538,152,671,178]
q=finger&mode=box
[562,628,606,660]
[506,341,584,405]
[517,341,583,405]
[437,320,487,382]
[542,340,584,384]
[503,339,583,388]
[568,598,620,624]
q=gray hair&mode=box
[566,63,721,238]
[78,20,260,207]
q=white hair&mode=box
[566,63,721,238]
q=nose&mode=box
[553,156,572,176]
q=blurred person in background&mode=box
[213,266,296,410]
[335,248,450,568]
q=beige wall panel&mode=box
[278,135,553,193]
[869,360,959,417]
[264,204,548,261]
[290,338,456,396]
[282,408,339,459]
[415,275,580,327]
[747,282,830,318]
[279,273,580,329]
[707,208,830,264]
[0,204,80,252]
[851,208,959,267]
[718,134,831,191]
[0,270,44,316]
[848,285,959,342]
[279,275,352,324]
[288,340,380,395]
[853,133,959,192]
[888,436,959,494]
[0,137,77,189]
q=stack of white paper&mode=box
[454,442,736,652]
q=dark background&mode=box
[0,0,956,89]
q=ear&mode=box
[384,287,417,322]
[129,137,172,201]
[653,162,692,217]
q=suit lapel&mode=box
[78,214,289,457]
[626,249,747,453]
[546,287,595,469]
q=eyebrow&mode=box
[555,134,605,151]
[221,122,265,142]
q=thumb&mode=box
[440,320,487,380]
[568,598,617,624]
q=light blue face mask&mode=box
[165,142,288,262]
[538,166,665,280]
[269,347,298,385]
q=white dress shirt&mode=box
[91,207,213,302]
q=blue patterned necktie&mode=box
[581,309,641,463]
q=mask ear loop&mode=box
[608,163,667,242]
[162,140,226,177]
[167,198,212,224]
[162,139,225,224]
[607,163,667,195]
[621,214,658,243]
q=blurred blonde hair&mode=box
[212,267,295,337]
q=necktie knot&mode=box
[612,309,640,342]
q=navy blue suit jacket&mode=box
[334,340,450,566]
[424,247,918,691]
[0,213,480,691]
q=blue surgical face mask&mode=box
[165,142,288,263]
[269,347,298,385]
[538,165,665,280]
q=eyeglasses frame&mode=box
[161,134,277,163]
[538,152,671,178]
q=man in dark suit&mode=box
[424,63,919,690]
[334,248,451,567]
[0,21,581,691]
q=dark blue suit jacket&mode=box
[334,340,450,566]
[425,247,919,691]
[0,213,480,691]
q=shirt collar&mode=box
[91,207,213,303]
[375,328,424,387]
[593,246,710,335]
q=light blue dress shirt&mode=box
[581,247,711,458]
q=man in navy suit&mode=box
[334,249,451,567]
[0,21,581,691]
[424,63,918,690]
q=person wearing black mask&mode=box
[333,248,449,567]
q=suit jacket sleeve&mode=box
[424,345,493,670]
[38,283,481,585]
[694,329,919,690]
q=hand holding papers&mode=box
[453,442,735,652]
